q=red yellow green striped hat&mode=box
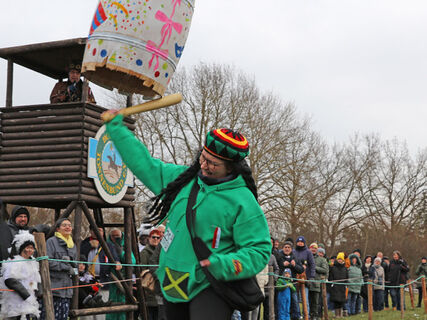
[204,128,249,162]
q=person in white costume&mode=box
[0,231,41,319]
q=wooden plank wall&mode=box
[0,103,135,208]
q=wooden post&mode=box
[368,282,373,320]
[126,94,133,107]
[69,304,138,317]
[408,280,414,309]
[268,266,275,320]
[70,205,83,319]
[422,277,427,314]
[0,200,7,221]
[6,59,13,107]
[80,201,136,303]
[321,282,329,320]
[300,281,308,320]
[55,208,61,221]
[82,78,89,102]
[400,286,405,319]
[34,232,54,320]
[124,207,134,320]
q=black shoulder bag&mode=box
[185,182,264,312]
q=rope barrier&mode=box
[0,257,425,292]
[0,256,159,268]
[264,272,426,289]
[0,276,137,292]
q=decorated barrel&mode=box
[82,0,195,97]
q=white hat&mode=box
[12,231,35,254]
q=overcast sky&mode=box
[1,1,426,153]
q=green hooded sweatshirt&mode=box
[106,115,271,303]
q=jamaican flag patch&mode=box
[162,267,190,300]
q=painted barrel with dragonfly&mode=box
[82,0,195,97]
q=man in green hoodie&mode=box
[103,112,271,320]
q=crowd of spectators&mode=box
[265,236,426,320]
[0,203,426,320]
[0,204,166,320]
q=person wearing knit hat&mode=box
[283,240,293,248]
[276,267,296,320]
[0,232,41,319]
[309,241,329,320]
[103,113,271,320]
[329,251,349,318]
[293,235,315,318]
[317,247,325,257]
[309,242,318,249]
[277,240,304,319]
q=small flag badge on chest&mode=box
[212,227,221,249]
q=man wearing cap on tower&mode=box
[50,61,96,103]
[103,112,271,320]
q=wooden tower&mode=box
[0,38,146,319]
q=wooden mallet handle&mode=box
[101,93,182,122]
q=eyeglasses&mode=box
[60,223,72,228]
[151,236,160,239]
[199,153,223,168]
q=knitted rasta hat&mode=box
[204,128,249,162]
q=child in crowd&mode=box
[77,255,103,308]
[276,268,296,320]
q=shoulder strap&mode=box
[185,181,212,261]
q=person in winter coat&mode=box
[140,228,162,320]
[276,268,296,320]
[347,253,363,315]
[80,225,122,316]
[77,255,104,310]
[293,236,315,318]
[276,241,304,320]
[415,257,427,308]
[41,218,77,320]
[263,238,280,320]
[0,206,32,265]
[0,232,41,319]
[308,243,329,320]
[103,112,271,320]
[106,229,135,320]
[382,256,391,309]
[361,255,374,312]
[328,252,348,318]
[50,62,95,103]
[316,247,329,317]
[371,257,385,311]
[388,250,409,311]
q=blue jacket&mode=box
[293,245,315,279]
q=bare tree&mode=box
[106,63,304,223]
[363,139,427,249]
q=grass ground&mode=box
[324,295,427,320]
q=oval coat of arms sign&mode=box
[88,125,134,204]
